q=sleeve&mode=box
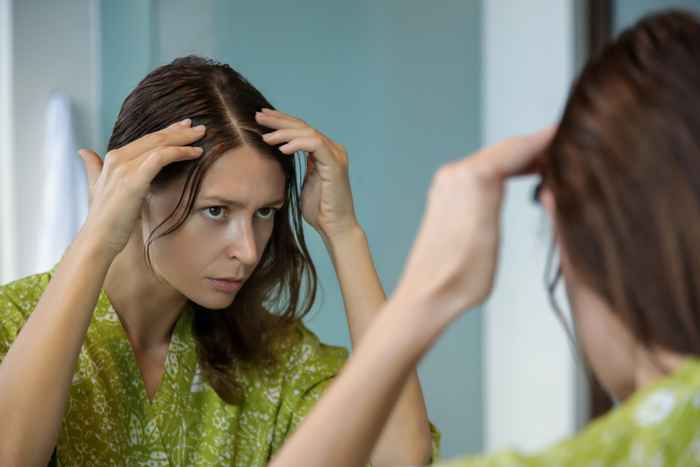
[271,324,442,466]
[0,273,56,466]
[0,272,50,361]
[270,324,348,454]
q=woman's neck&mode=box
[633,345,690,393]
[103,231,188,352]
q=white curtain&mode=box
[0,0,14,283]
[35,92,89,272]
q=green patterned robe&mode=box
[0,271,439,466]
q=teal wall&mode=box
[615,0,700,31]
[100,0,483,457]
[100,0,155,150]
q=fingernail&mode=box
[192,147,204,155]
[262,133,271,139]
[255,112,263,118]
[262,108,272,112]
[194,124,206,131]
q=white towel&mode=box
[35,92,89,272]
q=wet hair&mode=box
[544,10,700,366]
[108,56,316,403]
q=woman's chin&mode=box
[189,291,237,310]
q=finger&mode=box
[512,158,545,178]
[78,149,103,188]
[164,118,192,130]
[137,145,204,183]
[262,128,315,145]
[261,108,305,122]
[115,123,206,162]
[280,134,342,168]
[278,137,323,155]
[78,149,103,207]
[255,111,306,130]
[475,126,556,179]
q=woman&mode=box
[0,57,436,465]
[269,10,700,467]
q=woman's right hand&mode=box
[78,119,206,258]
[394,127,554,325]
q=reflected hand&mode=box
[78,119,205,258]
[256,108,358,240]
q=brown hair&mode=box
[108,56,317,403]
[544,10,700,363]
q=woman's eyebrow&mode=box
[199,195,285,207]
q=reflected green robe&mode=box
[0,271,439,466]
[437,359,700,467]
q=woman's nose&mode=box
[224,221,258,266]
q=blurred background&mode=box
[1,0,699,460]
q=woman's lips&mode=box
[208,278,243,293]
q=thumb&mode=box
[495,126,556,178]
[78,149,103,206]
[474,126,556,180]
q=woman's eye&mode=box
[203,206,226,220]
[255,207,277,220]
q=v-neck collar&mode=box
[90,287,198,460]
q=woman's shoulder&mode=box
[0,271,53,352]
[0,270,53,322]
[605,358,700,429]
[232,321,349,406]
[269,322,349,378]
[555,360,700,465]
[432,360,700,467]
[531,360,700,465]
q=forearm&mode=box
[0,226,113,465]
[323,226,433,465]
[270,295,444,467]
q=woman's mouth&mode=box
[207,277,244,294]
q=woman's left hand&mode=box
[257,108,358,240]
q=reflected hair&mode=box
[107,56,317,403]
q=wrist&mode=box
[380,293,448,355]
[390,280,467,339]
[320,221,365,250]
[73,223,120,268]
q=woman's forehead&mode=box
[199,146,286,203]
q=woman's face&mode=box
[142,145,287,310]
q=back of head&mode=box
[546,10,700,358]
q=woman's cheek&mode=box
[250,223,272,263]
